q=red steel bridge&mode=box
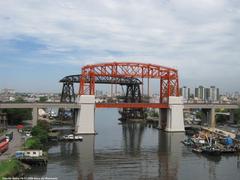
[60,62,180,109]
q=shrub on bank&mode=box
[24,137,42,149]
[31,125,48,144]
[24,121,50,149]
[0,159,23,178]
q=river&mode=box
[25,109,240,180]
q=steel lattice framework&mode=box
[60,74,142,85]
[80,62,179,103]
[60,74,142,103]
[60,74,145,118]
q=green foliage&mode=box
[233,107,240,124]
[0,159,23,178]
[24,122,50,150]
[37,120,50,131]
[149,110,159,118]
[3,108,32,125]
[24,137,42,149]
[196,111,204,120]
[2,98,32,125]
[0,128,5,136]
[143,112,148,119]
[31,125,48,144]
[14,97,25,103]
[39,96,48,102]
[215,108,227,112]
[216,114,228,124]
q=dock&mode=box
[15,150,48,166]
[17,156,48,166]
[201,127,239,140]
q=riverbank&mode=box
[0,121,49,178]
[0,158,25,178]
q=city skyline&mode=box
[0,0,240,92]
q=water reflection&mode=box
[122,122,145,154]
[75,135,95,180]
[158,132,185,180]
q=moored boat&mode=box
[60,134,83,141]
[192,148,202,153]
[201,146,221,156]
[0,138,9,154]
[181,138,194,147]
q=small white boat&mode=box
[74,135,83,140]
[61,134,83,141]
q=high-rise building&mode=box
[199,86,205,100]
[195,86,205,100]
[182,85,220,102]
[204,88,210,101]
[180,86,190,101]
[195,88,199,99]
[209,86,219,102]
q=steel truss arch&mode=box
[79,62,180,102]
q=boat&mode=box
[0,138,9,154]
[181,138,195,147]
[220,147,237,154]
[60,134,83,141]
[201,146,221,156]
[192,148,202,153]
[74,135,83,140]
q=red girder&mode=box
[96,103,169,109]
[79,62,180,103]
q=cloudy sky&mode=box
[0,0,239,93]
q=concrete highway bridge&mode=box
[0,101,238,131]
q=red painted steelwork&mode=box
[96,103,169,109]
[79,62,179,103]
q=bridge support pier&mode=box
[32,107,38,127]
[230,110,234,123]
[165,96,185,132]
[158,109,167,130]
[75,95,96,134]
[210,108,216,128]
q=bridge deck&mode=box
[0,102,238,109]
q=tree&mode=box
[196,111,204,120]
[31,123,49,144]
[37,120,50,131]
[3,108,32,125]
[24,137,42,149]
[233,107,240,124]
[39,96,48,102]
[15,97,25,103]
[216,114,228,124]
[2,97,32,125]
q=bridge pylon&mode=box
[75,95,96,134]
[161,96,185,132]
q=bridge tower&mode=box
[165,96,185,132]
[75,95,96,134]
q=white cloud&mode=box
[0,0,240,90]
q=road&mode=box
[0,128,25,161]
